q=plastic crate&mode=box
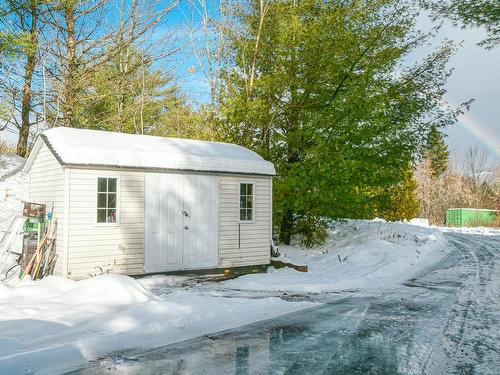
[23,218,44,233]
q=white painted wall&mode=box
[27,142,65,275]
[65,168,145,279]
[218,176,272,268]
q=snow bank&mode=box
[224,220,449,293]
[0,155,26,218]
[0,155,25,179]
[0,274,312,374]
[433,226,500,236]
[409,217,500,236]
[0,155,28,280]
[0,155,26,275]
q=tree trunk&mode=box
[16,4,38,157]
[63,2,76,127]
[279,208,293,245]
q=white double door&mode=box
[145,173,219,273]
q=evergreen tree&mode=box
[71,48,199,137]
[377,164,420,221]
[0,0,45,156]
[219,0,461,245]
[425,127,450,177]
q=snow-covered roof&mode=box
[24,127,275,175]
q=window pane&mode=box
[107,209,117,223]
[108,178,117,193]
[107,193,116,208]
[97,193,107,208]
[97,209,107,223]
[98,178,107,192]
[97,177,118,223]
[239,183,254,221]
[247,196,253,209]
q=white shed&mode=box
[23,127,275,279]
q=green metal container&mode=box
[446,208,499,227]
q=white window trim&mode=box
[95,176,120,226]
[238,180,256,224]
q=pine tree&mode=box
[0,0,45,157]
[378,165,420,221]
[219,0,460,245]
[74,48,198,137]
[425,127,450,177]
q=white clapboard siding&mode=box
[66,168,145,279]
[218,176,272,268]
[28,142,65,276]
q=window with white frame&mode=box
[97,177,117,223]
[239,183,254,221]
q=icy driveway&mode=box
[73,232,500,375]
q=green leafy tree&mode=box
[219,0,463,245]
[425,126,450,177]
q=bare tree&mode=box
[415,147,499,225]
[492,164,500,210]
[414,157,471,225]
[245,0,270,98]
[460,145,493,207]
[44,0,179,128]
[186,1,236,126]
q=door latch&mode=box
[182,211,189,217]
[184,225,189,230]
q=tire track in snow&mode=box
[425,233,499,375]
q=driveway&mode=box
[71,232,499,374]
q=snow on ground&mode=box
[0,274,313,374]
[0,153,497,373]
[0,155,25,179]
[223,220,450,293]
[0,155,26,276]
[409,217,500,236]
[0,155,26,230]
[0,155,26,228]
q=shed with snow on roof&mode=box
[23,127,275,279]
